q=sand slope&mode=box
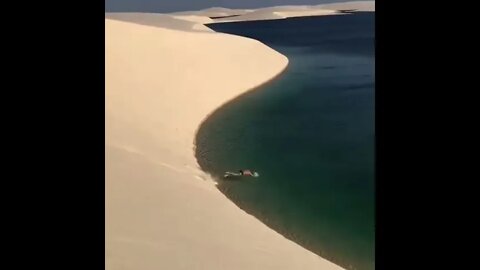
[171,7,252,18]
[106,16,343,270]
[316,1,375,12]
[199,1,374,23]
[105,12,213,32]
[202,6,339,23]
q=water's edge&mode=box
[194,13,375,270]
[193,38,344,269]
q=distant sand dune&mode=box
[200,1,374,23]
[316,1,375,12]
[170,7,252,18]
[205,6,339,23]
[105,12,213,32]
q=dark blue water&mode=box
[196,13,374,270]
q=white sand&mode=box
[192,1,375,23]
[170,7,253,18]
[316,1,375,12]
[106,13,344,270]
[197,7,340,23]
[105,13,213,32]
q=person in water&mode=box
[224,169,259,178]
[240,169,254,176]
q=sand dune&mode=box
[316,1,375,12]
[171,7,252,18]
[107,2,375,27]
[195,1,374,23]
[205,6,340,23]
[171,14,214,24]
[105,12,213,32]
[106,14,344,270]
[208,9,338,23]
[213,9,285,22]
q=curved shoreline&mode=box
[106,12,345,270]
[193,60,289,150]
